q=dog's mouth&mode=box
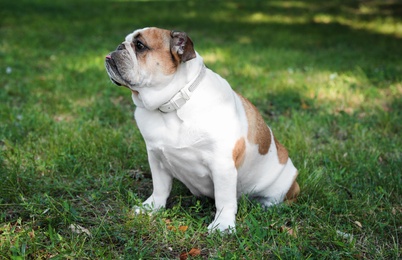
[105,53,138,88]
[105,54,124,86]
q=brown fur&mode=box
[237,94,271,155]
[170,31,196,63]
[274,137,289,164]
[284,172,300,204]
[232,137,246,169]
[135,28,178,75]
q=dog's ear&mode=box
[170,31,196,63]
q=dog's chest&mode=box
[139,113,216,197]
[151,141,215,198]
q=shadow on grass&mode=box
[3,1,402,80]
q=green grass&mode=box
[1,0,401,258]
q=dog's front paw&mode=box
[133,195,167,215]
[132,204,154,215]
[207,220,236,234]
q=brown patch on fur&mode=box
[274,136,289,164]
[284,172,300,204]
[237,94,271,155]
[232,137,246,169]
[170,31,196,63]
[135,28,178,75]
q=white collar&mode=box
[158,64,206,113]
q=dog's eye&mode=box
[135,41,147,52]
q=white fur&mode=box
[116,28,298,233]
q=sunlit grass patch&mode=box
[314,14,402,38]
[244,12,308,25]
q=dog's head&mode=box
[105,27,196,90]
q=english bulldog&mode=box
[105,27,299,232]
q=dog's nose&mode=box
[105,54,112,59]
[116,44,125,51]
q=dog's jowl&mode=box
[105,27,299,233]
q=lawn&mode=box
[1,0,401,258]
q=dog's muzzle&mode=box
[105,54,123,86]
[105,43,137,88]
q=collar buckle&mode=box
[158,64,206,113]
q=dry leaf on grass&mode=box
[354,221,362,228]
[167,226,175,231]
[179,225,188,232]
[69,224,92,237]
[164,218,189,232]
[189,248,201,257]
[179,252,188,260]
[180,248,201,260]
[280,225,297,238]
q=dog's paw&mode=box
[207,221,236,234]
[132,204,154,216]
[256,196,281,209]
